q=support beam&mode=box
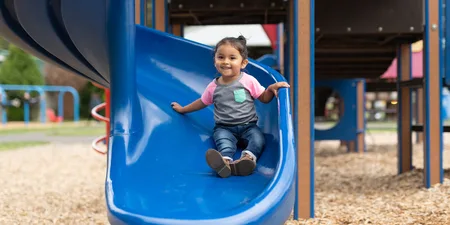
[171,24,183,36]
[292,0,314,220]
[423,0,443,187]
[277,23,284,74]
[446,0,450,86]
[135,0,142,25]
[397,44,413,174]
[346,80,366,153]
[289,1,294,108]
[356,80,365,153]
[153,0,168,32]
[135,0,145,25]
[416,89,424,143]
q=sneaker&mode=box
[230,153,256,176]
[205,149,231,178]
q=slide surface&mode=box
[0,1,296,224]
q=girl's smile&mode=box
[214,43,248,81]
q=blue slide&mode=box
[0,1,296,224]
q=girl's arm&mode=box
[171,98,207,114]
[258,82,290,103]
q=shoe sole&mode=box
[231,160,256,176]
[205,149,231,178]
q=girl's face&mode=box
[214,43,248,78]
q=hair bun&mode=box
[237,35,247,45]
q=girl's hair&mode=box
[213,35,248,60]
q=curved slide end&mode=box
[105,27,296,225]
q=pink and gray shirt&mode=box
[201,72,266,126]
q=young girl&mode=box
[171,35,289,178]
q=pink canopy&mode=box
[381,51,423,79]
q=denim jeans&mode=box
[212,122,265,162]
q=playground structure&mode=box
[0,0,448,224]
[0,84,80,125]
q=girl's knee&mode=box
[248,129,265,147]
[254,134,265,147]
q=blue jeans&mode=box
[213,122,265,162]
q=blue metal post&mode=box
[140,0,145,25]
[58,91,65,123]
[72,90,80,122]
[24,92,30,126]
[1,88,7,125]
[107,0,142,134]
[38,89,46,123]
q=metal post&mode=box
[107,0,141,134]
[24,92,30,126]
[58,91,65,122]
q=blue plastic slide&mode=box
[0,1,296,224]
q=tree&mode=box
[0,44,44,85]
[0,45,44,121]
[43,63,102,120]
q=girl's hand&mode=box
[268,82,290,98]
[171,102,185,114]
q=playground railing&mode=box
[90,82,110,155]
[91,102,109,154]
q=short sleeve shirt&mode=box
[201,72,265,125]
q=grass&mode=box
[0,141,50,151]
[0,120,446,137]
[0,127,49,135]
[46,127,104,136]
[0,121,105,137]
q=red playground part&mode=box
[90,82,110,155]
[46,108,63,122]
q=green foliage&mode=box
[0,44,44,86]
[0,37,9,50]
[79,82,104,118]
[5,107,24,121]
[0,45,44,121]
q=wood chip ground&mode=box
[0,132,449,224]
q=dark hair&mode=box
[213,35,248,60]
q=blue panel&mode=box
[61,0,110,81]
[257,54,277,68]
[13,0,108,86]
[0,0,90,83]
[315,79,358,141]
